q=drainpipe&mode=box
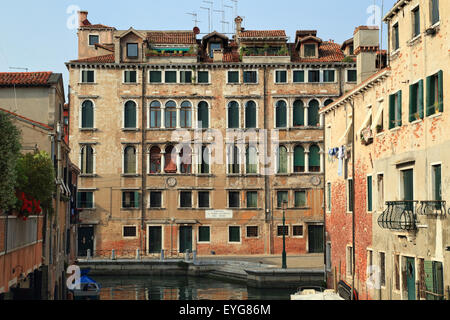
[141,66,147,255]
[350,100,356,300]
[263,65,271,254]
[323,112,327,282]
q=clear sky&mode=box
[0,0,396,96]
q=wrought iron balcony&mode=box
[416,201,448,217]
[378,201,418,231]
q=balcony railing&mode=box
[416,201,448,217]
[378,201,418,231]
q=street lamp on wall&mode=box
[282,200,288,269]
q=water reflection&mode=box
[95,276,291,301]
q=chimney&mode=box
[354,26,380,84]
[235,16,243,34]
[212,49,224,62]
[78,11,88,27]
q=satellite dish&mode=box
[193,27,200,35]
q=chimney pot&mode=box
[78,10,88,27]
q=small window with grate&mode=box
[246,226,259,238]
[123,226,137,238]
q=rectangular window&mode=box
[413,7,421,37]
[246,191,258,208]
[180,191,192,208]
[304,44,316,57]
[246,226,258,238]
[165,71,177,83]
[123,226,137,238]
[198,191,210,208]
[409,80,424,121]
[347,179,354,212]
[377,174,384,211]
[275,70,287,83]
[432,164,442,201]
[243,71,257,84]
[149,71,162,83]
[426,71,443,116]
[81,70,95,83]
[124,70,137,83]
[393,23,400,50]
[127,43,139,58]
[277,191,288,208]
[323,70,335,82]
[149,191,162,208]
[294,191,307,208]
[347,70,357,82]
[308,70,320,83]
[389,90,402,129]
[228,71,239,84]
[198,226,210,242]
[198,71,209,84]
[277,225,289,237]
[367,176,373,212]
[347,246,353,276]
[380,252,386,287]
[431,0,440,25]
[122,191,140,209]
[77,192,93,209]
[229,226,241,243]
[89,35,99,46]
[367,249,373,278]
[180,71,192,84]
[326,243,332,271]
[293,70,305,83]
[327,182,332,212]
[293,225,303,237]
[228,191,240,208]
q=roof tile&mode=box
[0,72,53,86]
[240,30,286,38]
[147,32,197,45]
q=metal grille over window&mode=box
[377,201,418,231]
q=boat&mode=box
[71,268,101,300]
[290,286,345,300]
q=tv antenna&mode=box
[200,6,212,33]
[224,5,233,33]
[186,12,201,27]
[203,1,214,31]
[9,67,29,72]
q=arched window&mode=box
[276,100,287,128]
[324,99,334,107]
[164,145,177,173]
[149,146,161,174]
[81,145,94,174]
[278,146,288,174]
[198,101,209,129]
[246,146,258,174]
[180,146,192,174]
[293,100,305,127]
[294,145,305,173]
[124,101,137,129]
[165,101,177,129]
[124,146,137,174]
[309,145,321,172]
[81,100,94,128]
[228,101,240,128]
[150,101,161,128]
[228,145,240,174]
[245,101,257,129]
[199,145,210,174]
[308,99,320,126]
[180,101,192,128]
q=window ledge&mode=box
[407,34,422,46]
[80,174,98,178]
[389,126,402,132]
[390,49,400,60]
[78,83,97,85]
[122,83,139,85]
[79,128,98,132]
[148,208,166,211]
[426,22,440,36]
[79,208,96,211]
[409,119,423,125]
[122,128,141,132]
[121,174,141,178]
[428,112,442,119]
[121,208,140,211]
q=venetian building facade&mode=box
[67,11,359,258]
[321,0,449,300]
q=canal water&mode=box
[95,275,293,300]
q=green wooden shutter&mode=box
[134,192,140,208]
[229,227,240,242]
[389,94,396,129]
[419,80,424,119]
[409,85,415,122]
[295,191,306,208]
[294,146,305,167]
[198,71,209,83]
[278,147,288,173]
[124,102,136,128]
[82,101,94,128]
[276,101,287,128]
[426,75,435,116]
[438,70,443,112]
[198,102,209,129]
[294,71,304,83]
[367,176,373,212]
[293,100,304,126]
[424,260,435,300]
[309,145,320,169]
[228,102,239,128]
[245,101,256,128]
[397,91,402,127]
[308,100,320,126]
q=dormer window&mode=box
[89,35,99,46]
[209,43,222,58]
[349,45,354,55]
[127,43,139,58]
[304,44,316,57]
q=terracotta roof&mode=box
[240,30,286,38]
[70,54,115,63]
[0,107,52,130]
[0,72,53,86]
[291,42,345,63]
[147,32,197,44]
[80,19,114,29]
